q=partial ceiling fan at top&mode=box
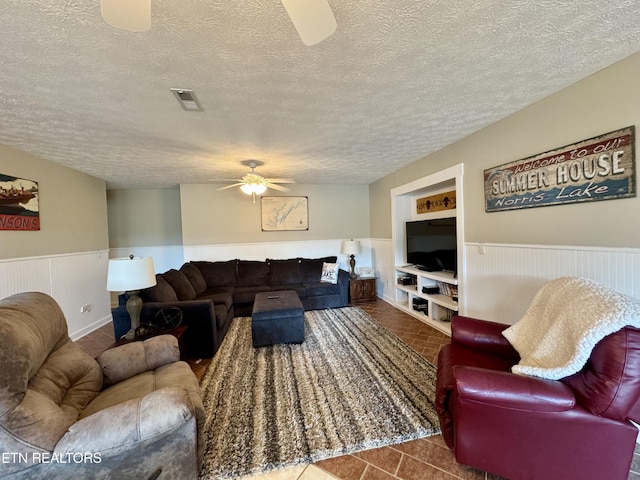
[101,0,337,46]
[217,160,295,203]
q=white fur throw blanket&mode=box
[502,277,640,380]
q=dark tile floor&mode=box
[77,299,640,480]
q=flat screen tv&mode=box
[406,218,457,274]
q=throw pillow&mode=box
[180,263,207,294]
[162,269,196,301]
[300,256,337,283]
[320,262,339,284]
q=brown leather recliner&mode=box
[0,292,205,479]
[436,314,640,480]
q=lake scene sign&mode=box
[484,126,635,212]
[0,174,39,230]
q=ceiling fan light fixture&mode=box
[101,0,151,32]
[240,183,267,195]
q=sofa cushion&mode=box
[198,288,234,311]
[140,276,178,303]
[180,263,207,295]
[233,285,271,305]
[193,260,237,288]
[304,282,341,296]
[300,256,337,283]
[214,304,230,329]
[269,259,302,285]
[237,260,270,287]
[162,269,197,301]
[270,284,307,298]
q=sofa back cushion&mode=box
[180,263,207,294]
[0,292,102,451]
[162,269,196,301]
[269,258,302,285]
[563,326,640,421]
[193,260,238,288]
[139,275,178,303]
[237,260,270,287]
[300,256,338,283]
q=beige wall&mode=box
[107,188,183,248]
[0,146,108,259]
[370,52,640,248]
[180,183,370,246]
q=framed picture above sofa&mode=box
[261,196,308,231]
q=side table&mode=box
[350,277,377,302]
[111,325,189,359]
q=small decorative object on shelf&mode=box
[357,266,375,278]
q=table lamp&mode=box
[341,239,361,280]
[107,255,156,340]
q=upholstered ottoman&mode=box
[252,290,304,347]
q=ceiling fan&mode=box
[101,0,337,46]
[217,160,295,202]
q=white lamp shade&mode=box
[341,239,361,255]
[106,256,157,292]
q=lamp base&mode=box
[124,290,142,340]
[349,254,358,280]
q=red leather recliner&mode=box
[436,315,640,480]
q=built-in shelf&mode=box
[394,265,458,335]
[390,164,464,336]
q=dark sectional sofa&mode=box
[111,256,349,358]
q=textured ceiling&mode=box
[1,1,639,189]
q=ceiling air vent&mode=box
[170,88,204,112]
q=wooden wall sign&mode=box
[416,190,456,214]
[484,126,635,212]
[0,174,39,230]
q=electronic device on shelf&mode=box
[397,275,416,285]
[422,286,440,295]
[405,217,457,275]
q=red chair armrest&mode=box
[451,315,519,360]
[454,366,576,412]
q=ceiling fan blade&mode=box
[266,183,290,192]
[280,0,336,46]
[101,0,151,32]
[266,178,296,184]
[217,183,244,190]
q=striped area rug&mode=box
[198,306,441,479]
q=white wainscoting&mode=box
[183,239,374,273]
[0,250,112,340]
[370,240,640,329]
[370,238,394,302]
[109,245,185,273]
[465,243,640,325]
